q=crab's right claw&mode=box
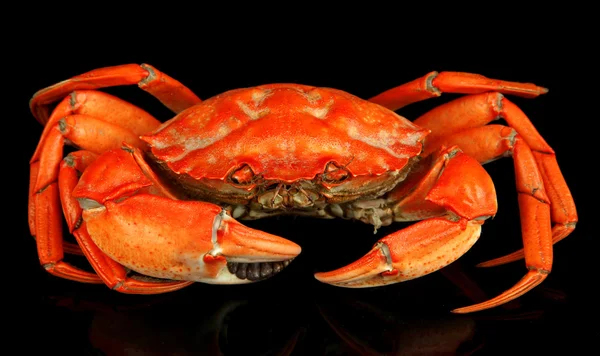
[314,217,482,288]
[80,195,301,285]
[74,148,301,285]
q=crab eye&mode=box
[323,162,350,183]
[230,164,255,185]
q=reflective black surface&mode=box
[17,34,595,355]
[23,214,595,354]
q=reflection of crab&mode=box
[29,64,577,313]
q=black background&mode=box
[13,17,595,356]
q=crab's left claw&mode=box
[314,217,483,288]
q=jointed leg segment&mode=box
[30,63,201,125]
[369,71,549,112]
[412,92,577,266]
[34,158,102,283]
[371,73,577,264]
[29,64,203,291]
[359,72,576,312]
[59,150,193,293]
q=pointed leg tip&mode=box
[451,270,548,314]
[475,261,495,268]
[476,259,515,268]
[451,305,481,314]
[475,249,526,268]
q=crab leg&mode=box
[369,71,548,111]
[29,96,162,283]
[34,151,102,283]
[434,128,552,313]
[56,150,192,292]
[28,90,162,236]
[35,186,100,283]
[29,161,83,256]
[316,144,552,313]
[32,114,149,203]
[412,92,577,266]
[30,90,161,166]
[30,109,188,290]
[29,65,194,231]
[30,63,201,125]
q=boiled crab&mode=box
[28,64,577,313]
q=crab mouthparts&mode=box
[227,259,294,281]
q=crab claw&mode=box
[73,147,300,286]
[80,194,300,285]
[314,218,482,288]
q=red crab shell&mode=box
[141,84,430,183]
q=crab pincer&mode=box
[58,146,301,291]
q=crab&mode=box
[28,64,577,313]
